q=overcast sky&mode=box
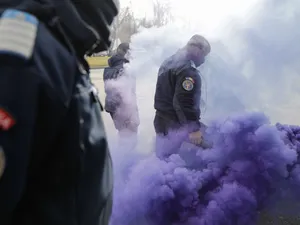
[120,0,261,37]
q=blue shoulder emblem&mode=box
[0,9,38,60]
[182,77,194,91]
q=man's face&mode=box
[194,46,207,67]
[124,51,131,61]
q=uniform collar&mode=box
[190,60,197,69]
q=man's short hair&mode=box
[187,35,211,56]
[117,42,130,55]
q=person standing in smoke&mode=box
[154,34,211,158]
[0,0,119,225]
[103,42,140,137]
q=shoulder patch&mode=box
[0,108,16,130]
[182,77,194,91]
[185,77,195,83]
[0,146,5,180]
[0,9,38,60]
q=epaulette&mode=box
[0,9,38,61]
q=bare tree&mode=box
[152,0,172,27]
[136,0,172,29]
[109,7,137,55]
[108,1,172,54]
[117,8,137,43]
[137,17,153,29]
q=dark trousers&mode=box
[154,113,210,159]
[154,114,189,159]
[109,112,138,133]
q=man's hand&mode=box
[189,130,203,145]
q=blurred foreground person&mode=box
[0,0,118,225]
[154,35,211,158]
[103,43,140,139]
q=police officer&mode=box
[103,42,140,136]
[104,42,130,81]
[0,0,118,225]
[154,35,211,158]
[103,42,130,121]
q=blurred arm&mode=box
[173,68,201,130]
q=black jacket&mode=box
[0,2,113,225]
[154,51,202,133]
[103,54,129,113]
[103,54,129,81]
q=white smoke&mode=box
[102,0,300,160]
[98,1,300,222]
[122,0,300,134]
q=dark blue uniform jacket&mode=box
[103,54,129,113]
[0,3,113,225]
[154,52,202,134]
[103,54,129,81]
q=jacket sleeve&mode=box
[0,63,40,224]
[173,67,201,129]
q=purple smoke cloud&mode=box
[110,112,300,225]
